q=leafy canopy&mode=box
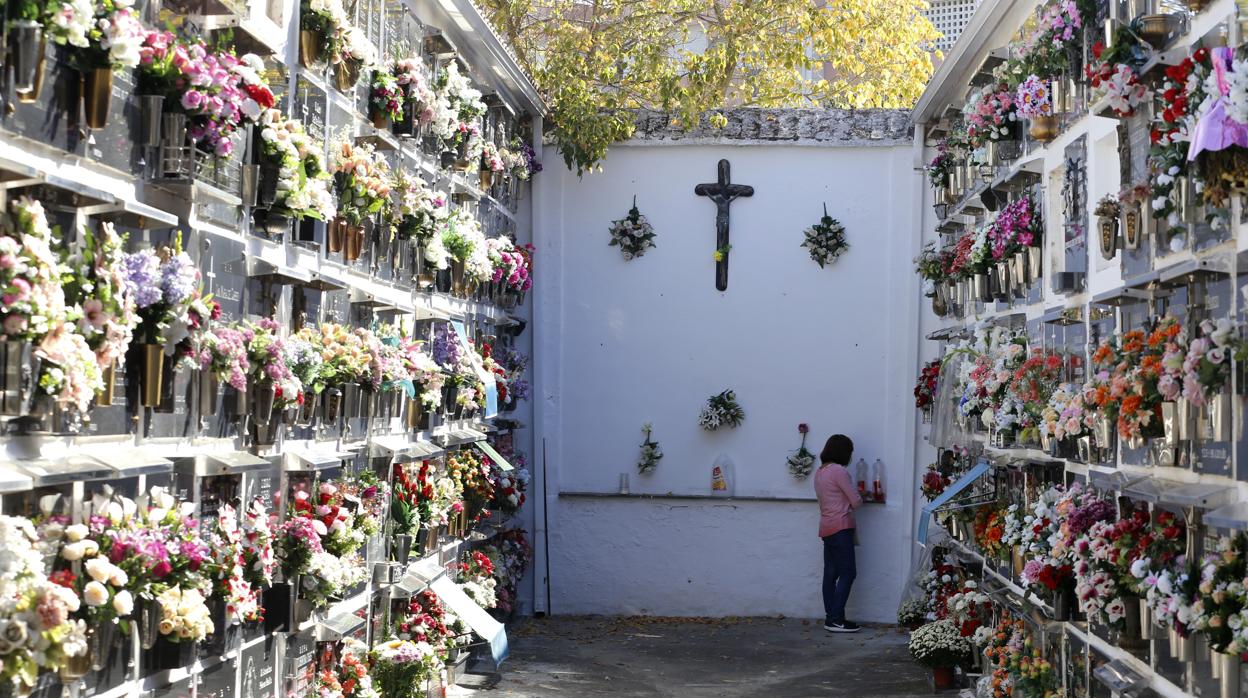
[482,0,942,174]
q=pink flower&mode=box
[3,314,27,335]
[181,89,205,110]
[83,299,105,328]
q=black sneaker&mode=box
[824,620,861,633]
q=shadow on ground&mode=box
[451,615,930,697]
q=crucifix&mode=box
[695,159,754,291]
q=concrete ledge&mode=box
[622,107,913,147]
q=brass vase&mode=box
[82,68,112,129]
[333,59,361,91]
[344,224,364,261]
[1029,114,1058,143]
[1123,204,1141,249]
[140,344,165,408]
[97,361,116,406]
[406,397,424,430]
[327,217,345,253]
[10,21,45,101]
[299,30,322,68]
[450,259,466,297]
[480,169,494,190]
[371,111,390,129]
[1138,14,1172,50]
[1098,216,1118,260]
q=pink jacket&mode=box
[815,463,862,537]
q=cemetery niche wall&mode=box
[908,1,1248,696]
[0,0,542,694]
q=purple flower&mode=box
[432,323,461,367]
[123,250,163,308]
[159,252,198,305]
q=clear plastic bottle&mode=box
[855,458,869,501]
[871,458,886,503]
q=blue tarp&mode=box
[917,461,991,545]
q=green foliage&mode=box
[482,0,941,174]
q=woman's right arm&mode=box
[836,467,863,509]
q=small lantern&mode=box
[934,203,948,219]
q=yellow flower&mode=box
[712,251,724,262]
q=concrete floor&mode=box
[453,616,931,697]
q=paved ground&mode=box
[453,615,930,697]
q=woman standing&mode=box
[815,434,862,633]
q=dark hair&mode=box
[821,434,853,465]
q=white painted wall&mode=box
[532,139,923,622]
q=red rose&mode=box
[246,84,275,109]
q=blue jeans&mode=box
[822,529,856,624]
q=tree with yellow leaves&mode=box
[483,0,942,174]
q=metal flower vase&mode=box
[199,372,219,417]
[1139,602,1153,640]
[333,60,362,91]
[299,30,322,67]
[1118,594,1143,649]
[1168,627,1195,661]
[1209,391,1233,441]
[9,21,45,98]
[323,386,343,423]
[97,361,117,406]
[251,380,276,426]
[82,68,113,129]
[1029,114,1058,142]
[994,264,1011,302]
[0,341,39,417]
[1027,246,1041,280]
[973,273,990,303]
[1098,216,1118,259]
[1011,250,1028,288]
[298,391,317,426]
[393,534,414,565]
[1123,205,1142,249]
[1218,652,1241,698]
[450,259,466,297]
[138,598,161,650]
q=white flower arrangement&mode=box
[637,423,663,474]
[908,619,973,668]
[607,198,657,260]
[897,598,928,627]
[800,206,849,268]
[155,586,214,643]
[787,424,815,478]
[698,389,744,431]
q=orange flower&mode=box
[1122,394,1142,415]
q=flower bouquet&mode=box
[1016,75,1055,141]
[456,550,497,609]
[915,359,940,411]
[800,205,849,268]
[698,389,744,431]
[608,198,656,260]
[0,515,88,688]
[196,323,250,393]
[0,198,105,415]
[448,449,494,521]
[946,581,992,637]
[1196,533,1248,655]
[255,109,336,222]
[62,221,137,389]
[920,465,950,502]
[393,56,436,134]
[369,69,404,127]
[637,422,663,475]
[371,639,442,698]
[136,32,273,158]
[786,423,815,478]
[330,140,392,229]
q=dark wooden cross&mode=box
[695,159,754,291]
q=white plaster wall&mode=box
[533,139,922,622]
